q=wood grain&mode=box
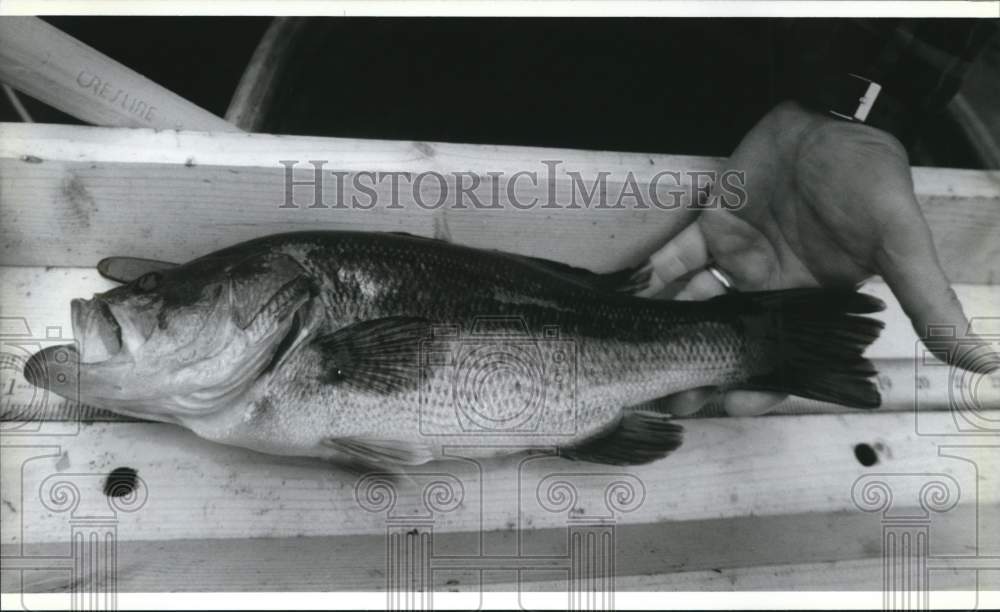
[0,19,237,132]
[2,410,996,592]
[2,123,998,283]
[2,122,998,594]
[2,411,996,544]
[2,509,994,592]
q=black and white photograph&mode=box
[0,2,998,609]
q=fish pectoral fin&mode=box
[96,257,179,283]
[560,410,683,466]
[314,316,433,394]
[322,437,435,467]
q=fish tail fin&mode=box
[722,288,886,408]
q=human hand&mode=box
[642,101,997,417]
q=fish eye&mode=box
[136,272,161,292]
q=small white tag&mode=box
[854,81,882,122]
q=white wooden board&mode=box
[2,123,998,594]
[1,123,998,284]
[2,411,997,543]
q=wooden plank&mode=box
[0,123,706,270]
[0,19,237,132]
[2,507,994,592]
[1,122,998,283]
[507,556,996,593]
[2,411,996,545]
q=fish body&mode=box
[25,231,884,467]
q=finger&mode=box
[635,223,710,298]
[876,203,1000,374]
[658,386,719,416]
[723,390,788,416]
[674,269,729,300]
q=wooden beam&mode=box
[0,19,237,132]
[508,556,992,593]
[3,511,992,592]
[2,411,995,544]
[1,122,998,284]
[2,410,996,592]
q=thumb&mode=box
[876,201,999,374]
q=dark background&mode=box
[3,18,997,168]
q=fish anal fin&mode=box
[560,410,683,466]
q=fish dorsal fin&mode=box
[383,217,452,242]
[383,231,646,294]
[560,410,683,466]
[386,231,445,242]
[314,316,432,394]
[97,257,179,283]
[509,253,649,294]
[322,437,435,467]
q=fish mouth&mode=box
[71,298,123,363]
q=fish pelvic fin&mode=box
[726,289,886,408]
[314,316,433,394]
[560,410,683,466]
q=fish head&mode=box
[24,250,314,422]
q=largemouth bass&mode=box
[24,231,885,467]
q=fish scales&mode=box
[24,231,885,467]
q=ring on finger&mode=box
[706,264,737,293]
